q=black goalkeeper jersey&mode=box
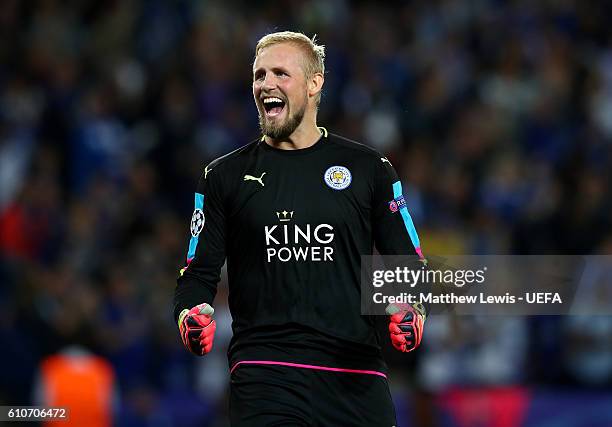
[174,129,424,373]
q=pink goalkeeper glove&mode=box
[178,303,216,356]
[386,303,426,353]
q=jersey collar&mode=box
[260,127,328,142]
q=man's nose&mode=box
[261,74,276,91]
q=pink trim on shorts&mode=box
[229,360,387,378]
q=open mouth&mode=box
[262,97,286,117]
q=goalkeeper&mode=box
[174,31,427,426]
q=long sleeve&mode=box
[371,157,424,260]
[371,156,429,318]
[173,164,227,322]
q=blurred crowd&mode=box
[1,0,611,426]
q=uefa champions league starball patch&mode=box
[324,166,352,190]
[190,209,205,237]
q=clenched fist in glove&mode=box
[386,303,426,353]
[178,303,216,356]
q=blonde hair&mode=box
[255,31,325,104]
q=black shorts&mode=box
[229,363,397,426]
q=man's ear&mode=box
[308,72,324,98]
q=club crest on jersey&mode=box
[388,195,406,213]
[324,166,352,190]
[190,209,205,237]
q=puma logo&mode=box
[244,172,266,187]
[381,157,392,166]
[205,165,213,179]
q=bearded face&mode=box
[253,43,311,139]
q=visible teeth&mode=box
[263,97,283,104]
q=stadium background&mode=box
[1,0,611,426]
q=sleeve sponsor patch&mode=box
[388,195,406,213]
